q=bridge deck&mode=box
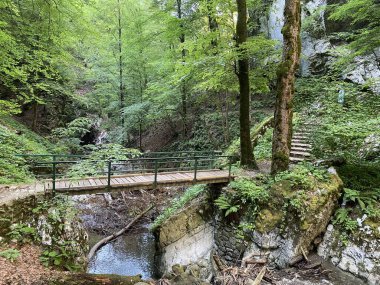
[45,170,232,195]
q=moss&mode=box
[255,209,283,233]
[364,218,380,239]
[49,274,143,285]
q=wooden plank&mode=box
[88,179,97,186]
[114,177,124,184]
[176,173,194,180]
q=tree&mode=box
[271,0,301,174]
[236,0,257,168]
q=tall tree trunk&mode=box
[207,0,218,48]
[236,0,257,168]
[177,0,187,137]
[271,0,301,174]
[32,101,38,131]
[117,0,125,144]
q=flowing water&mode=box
[87,224,157,279]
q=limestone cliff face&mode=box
[265,0,380,93]
[318,222,380,284]
[154,197,214,276]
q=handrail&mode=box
[16,150,222,159]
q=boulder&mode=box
[243,172,343,268]
[318,224,380,285]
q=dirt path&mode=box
[0,182,45,206]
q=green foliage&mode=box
[254,127,273,160]
[40,243,81,271]
[0,116,57,184]
[215,177,269,218]
[151,184,207,230]
[273,162,329,189]
[51,118,92,140]
[67,144,141,177]
[224,115,273,162]
[0,248,20,262]
[50,117,93,153]
[328,0,380,56]
[295,77,379,162]
[7,223,37,243]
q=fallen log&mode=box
[87,204,154,261]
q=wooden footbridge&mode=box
[17,151,233,195]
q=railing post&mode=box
[211,152,215,169]
[228,156,232,180]
[107,160,112,188]
[154,159,158,188]
[52,161,56,196]
[194,157,198,182]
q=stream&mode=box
[86,224,157,279]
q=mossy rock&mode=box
[48,274,143,285]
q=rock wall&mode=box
[155,197,214,275]
[0,194,88,267]
[214,220,246,264]
[265,0,380,93]
[318,224,380,285]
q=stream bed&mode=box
[87,224,157,279]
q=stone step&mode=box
[293,135,309,140]
[290,157,306,163]
[294,130,313,135]
[291,142,312,148]
[292,136,309,143]
[290,150,311,157]
[291,146,312,152]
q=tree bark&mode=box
[236,0,257,169]
[117,0,125,144]
[177,0,188,137]
[271,0,301,174]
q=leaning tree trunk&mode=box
[271,0,301,174]
[236,0,257,169]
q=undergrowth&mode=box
[0,116,58,184]
[151,184,207,230]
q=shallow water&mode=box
[87,225,157,279]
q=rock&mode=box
[185,263,200,278]
[342,50,380,94]
[359,134,380,161]
[155,197,214,275]
[318,224,380,285]
[172,264,185,275]
[243,172,343,268]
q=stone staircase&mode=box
[290,122,315,163]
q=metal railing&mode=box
[17,152,233,194]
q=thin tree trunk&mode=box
[32,101,38,131]
[236,0,257,169]
[117,0,125,143]
[207,0,218,48]
[271,0,301,174]
[177,0,187,137]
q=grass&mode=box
[151,184,207,230]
